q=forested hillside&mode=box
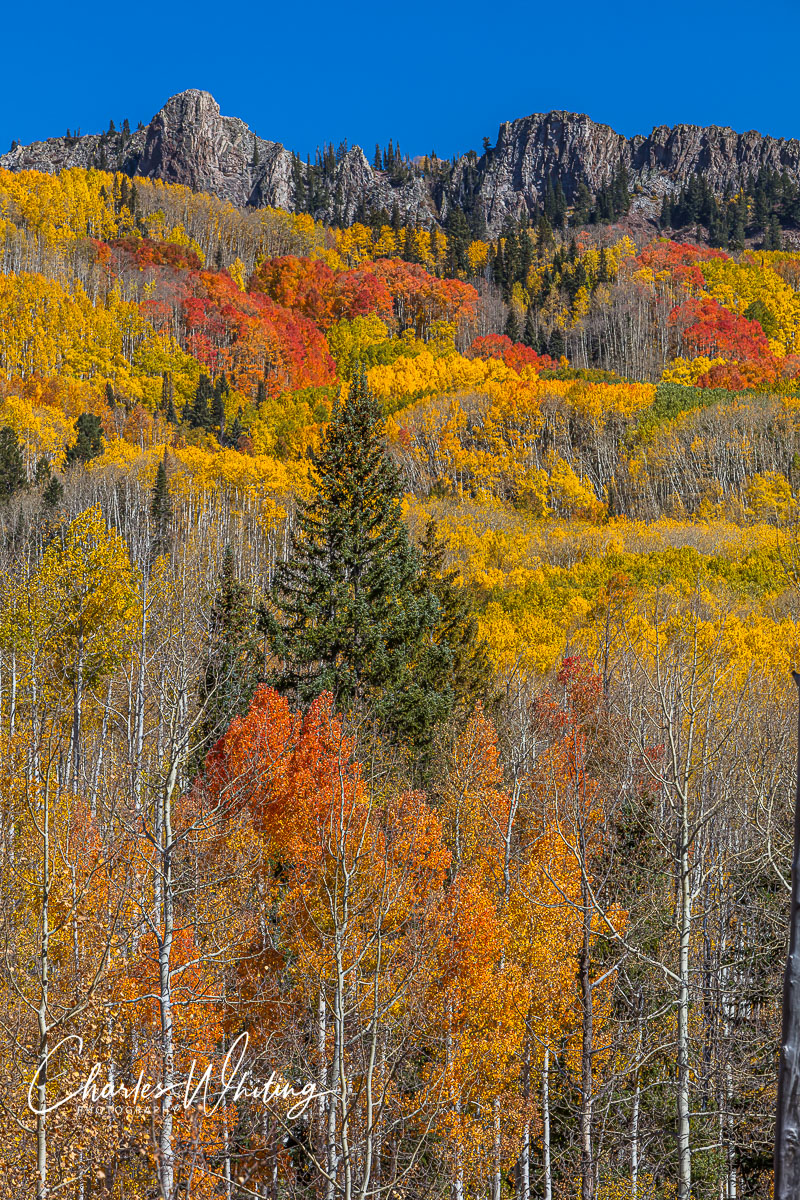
[1,162,799,1200]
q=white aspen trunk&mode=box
[326,961,340,1200]
[725,1058,736,1200]
[36,781,50,1200]
[9,652,16,736]
[69,628,85,791]
[133,571,148,812]
[317,986,327,1164]
[158,776,177,1200]
[631,1007,642,1200]
[491,1096,502,1200]
[579,861,595,1200]
[90,679,112,818]
[542,1046,552,1200]
[516,1036,530,1200]
[677,801,693,1200]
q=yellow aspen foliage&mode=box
[745,470,795,522]
[700,254,800,354]
[228,256,247,290]
[661,355,727,385]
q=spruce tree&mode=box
[571,181,594,227]
[161,371,175,416]
[523,306,539,349]
[195,546,260,768]
[42,475,64,508]
[186,375,213,429]
[263,368,450,746]
[151,453,172,557]
[212,375,228,438]
[548,326,566,360]
[229,412,244,446]
[65,413,103,466]
[0,426,26,501]
[504,308,522,343]
[415,519,493,720]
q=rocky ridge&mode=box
[5,90,800,236]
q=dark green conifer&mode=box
[571,181,594,227]
[548,326,566,360]
[212,375,228,438]
[65,413,103,466]
[187,375,213,429]
[523,306,539,348]
[504,308,522,342]
[229,412,244,446]
[42,475,64,508]
[151,453,172,557]
[415,519,493,720]
[0,426,27,501]
[195,546,260,768]
[34,456,51,485]
[262,367,451,747]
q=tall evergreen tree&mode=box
[415,519,493,721]
[42,474,64,509]
[151,453,172,557]
[186,374,213,429]
[161,371,175,417]
[65,413,103,466]
[212,375,228,438]
[263,368,451,747]
[195,546,260,769]
[548,326,566,360]
[523,306,539,349]
[0,426,26,501]
[504,307,522,342]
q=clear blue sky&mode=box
[4,0,800,161]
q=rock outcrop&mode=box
[5,90,800,236]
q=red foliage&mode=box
[183,272,335,394]
[673,295,774,364]
[360,259,478,337]
[111,237,203,272]
[695,359,780,390]
[466,334,555,372]
[636,240,727,292]
[331,267,395,326]
[248,256,338,328]
[250,255,478,339]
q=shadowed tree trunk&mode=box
[774,671,800,1199]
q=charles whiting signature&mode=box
[27,1032,319,1119]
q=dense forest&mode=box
[2,163,800,1200]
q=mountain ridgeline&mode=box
[6,89,800,236]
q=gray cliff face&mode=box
[137,90,292,208]
[5,90,800,237]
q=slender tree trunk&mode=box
[631,999,643,1200]
[36,783,50,1200]
[677,801,693,1200]
[579,864,594,1200]
[774,671,800,1199]
[542,1045,552,1200]
[158,777,176,1200]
